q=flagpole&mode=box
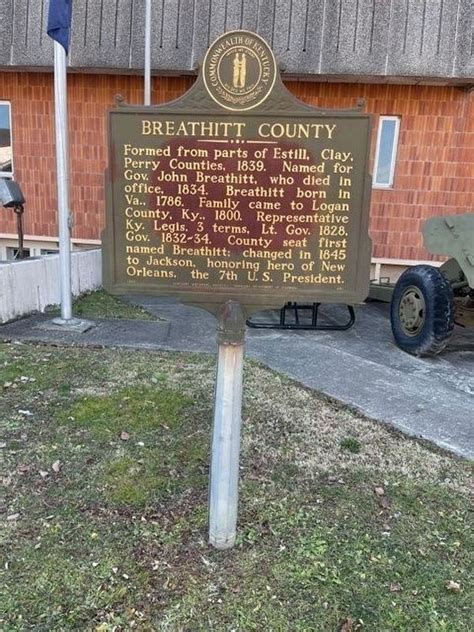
[46,0,91,331]
[53,39,72,321]
[144,0,151,105]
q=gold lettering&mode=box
[141,120,246,138]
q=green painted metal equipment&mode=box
[423,214,474,290]
[370,213,474,356]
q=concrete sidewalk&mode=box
[1,297,473,459]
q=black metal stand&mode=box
[13,204,25,259]
[246,302,355,331]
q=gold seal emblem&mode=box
[203,31,277,111]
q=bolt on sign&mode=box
[103,31,372,313]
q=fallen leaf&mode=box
[378,496,391,509]
[7,513,20,521]
[339,618,354,631]
[120,431,130,441]
[52,460,61,473]
[445,580,461,592]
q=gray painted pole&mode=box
[209,301,246,550]
[53,41,72,322]
[144,0,152,105]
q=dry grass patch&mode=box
[1,343,472,631]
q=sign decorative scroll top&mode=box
[103,30,372,313]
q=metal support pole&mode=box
[209,301,246,550]
[14,205,24,259]
[144,0,152,105]
[46,43,93,334]
[53,40,72,321]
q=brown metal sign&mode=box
[103,31,372,313]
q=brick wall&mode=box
[0,72,472,261]
[290,82,474,260]
[0,72,191,243]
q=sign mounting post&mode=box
[209,300,246,549]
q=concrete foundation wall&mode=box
[0,248,102,323]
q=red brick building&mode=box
[0,1,472,278]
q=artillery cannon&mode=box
[371,213,474,356]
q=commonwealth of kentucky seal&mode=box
[203,31,277,111]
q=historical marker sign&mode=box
[103,31,372,312]
[102,30,373,549]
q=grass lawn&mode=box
[47,289,156,321]
[0,341,472,631]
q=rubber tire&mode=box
[390,265,454,356]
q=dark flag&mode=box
[47,0,72,54]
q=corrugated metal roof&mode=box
[0,0,472,81]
